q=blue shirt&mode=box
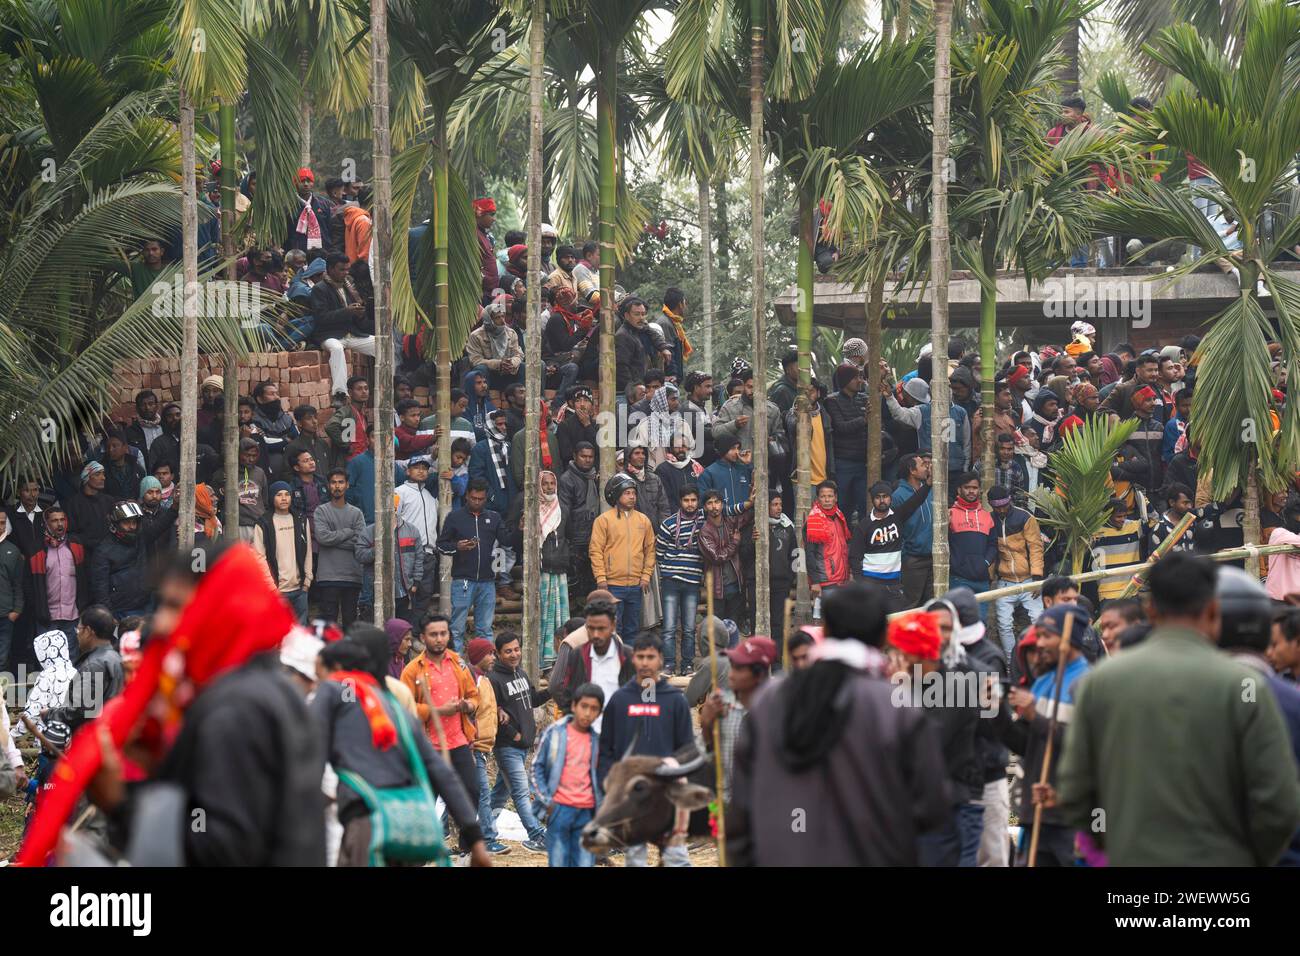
[891,479,933,556]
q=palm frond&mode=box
[243,34,303,246]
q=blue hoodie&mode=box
[462,368,496,442]
[597,677,693,788]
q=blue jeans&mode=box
[546,803,595,867]
[491,745,545,842]
[282,588,308,623]
[918,802,985,867]
[473,750,498,842]
[833,458,867,523]
[993,581,1043,659]
[450,579,495,653]
[660,578,699,670]
[950,576,990,623]
[608,585,643,639]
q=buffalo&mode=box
[581,745,714,858]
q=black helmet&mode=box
[109,501,144,525]
[1216,565,1272,653]
[604,473,637,507]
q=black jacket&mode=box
[552,636,635,713]
[558,462,600,551]
[308,278,366,344]
[769,376,799,415]
[310,677,481,842]
[963,637,1011,784]
[90,510,177,614]
[4,506,47,559]
[824,390,869,461]
[142,655,326,866]
[917,662,984,803]
[486,661,551,750]
[46,642,125,733]
[614,325,647,393]
[554,413,598,471]
[284,194,336,254]
[543,312,585,363]
[435,506,503,581]
[257,510,310,588]
[63,490,116,555]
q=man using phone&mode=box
[436,478,503,652]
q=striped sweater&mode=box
[656,510,706,585]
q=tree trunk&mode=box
[794,191,814,624]
[1060,19,1081,97]
[896,0,912,41]
[699,176,712,383]
[434,114,453,614]
[178,84,198,554]
[866,271,884,487]
[299,49,312,168]
[1244,464,1262,578]
[219,100,241,536]
[978,236,997,496]
[596,43,618,487]
[522,0,545,683]
[371,0,396,624]
[749,0,769,638]
[930,0,954,595]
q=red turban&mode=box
[1007,364,1030,386]
[1133,385,1157,402]
[296,166,314,183]
[887,611,941,660]
[17,544,295,866]
[473,197,497,215]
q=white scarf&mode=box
[539,472,561,543]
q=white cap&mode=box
[280,626,324,681]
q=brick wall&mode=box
[109,350,376,420]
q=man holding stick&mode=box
[1050,554,1300,866]
[401,614,480,853]
[1001,603,1091,866]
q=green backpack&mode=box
[336,700,452,867]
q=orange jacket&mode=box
[400,650,478,745]
[341,205,372,263]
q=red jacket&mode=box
[395,423,435,460]
[29,537,90,624]
[804,504,851,587]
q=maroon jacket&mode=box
[698,510,754,600]
[553,636,635,713]
[478,228,498,296]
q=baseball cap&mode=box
[726,635,777,667]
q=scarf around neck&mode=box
[662,305,693,360]
[539,471,561,543]
[295,196,322,249]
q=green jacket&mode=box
[1057,626,1300,866]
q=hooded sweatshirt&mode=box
[948,497,997,583]
[462,369,496,442]
[486,660,552,750]
[596,676,693,788]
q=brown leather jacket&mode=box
[698,506,754,599]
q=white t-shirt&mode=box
[588,640,622,734]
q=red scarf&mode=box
[330,671,397,750]
[17,544,294,866]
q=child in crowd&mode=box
[532,682,604,867]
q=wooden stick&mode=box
[1027,610,1075,867]
[1115,511,1196,599]
[782,596,794,672]
[705,570,726,867]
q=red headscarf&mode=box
[17,544,294,866]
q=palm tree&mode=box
[665,0,841,630]
[932,0,954,594]
[563,0,660,485]
[370,0,396,623]
[949,0,1142,494]
[1031,416,1139,574]
[0,11,254,489]
[1111,0,1253,89]
[386,0,521,610]
[1095,0,1300,575]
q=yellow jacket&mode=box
[589,506,656,587]
[473,674,498,753]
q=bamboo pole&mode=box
[968,532,1292,605]
[178,84,198,554]
[1114,512,1196,600]
[371,0,396,624]
[749,0,769,638]
[929,0,954,595]
[218,100,240,538]
[522,0,544,685]
[705,569,726,866]
[1027,609,1075,867]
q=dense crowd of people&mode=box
[4,110,1300,868]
